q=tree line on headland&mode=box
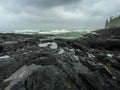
[105,15,120,28]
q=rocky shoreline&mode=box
[0,28,120,90]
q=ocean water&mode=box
[14,29,93,39]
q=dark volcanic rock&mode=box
[0,28,120,90]
[2,65,80,90]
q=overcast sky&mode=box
[0,0,120,31]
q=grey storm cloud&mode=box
[1,0,81,9]
[0,0,120,32]
[20,0,81,8]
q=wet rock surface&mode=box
[0,28,120,90]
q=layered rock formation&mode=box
[0,28,120,90]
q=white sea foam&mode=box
[14,29,92,35]
[58,48,65,54]
[0,55,10,59]
[38,42,58,49]
[87,53,95,58]
[107,54,113,58]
